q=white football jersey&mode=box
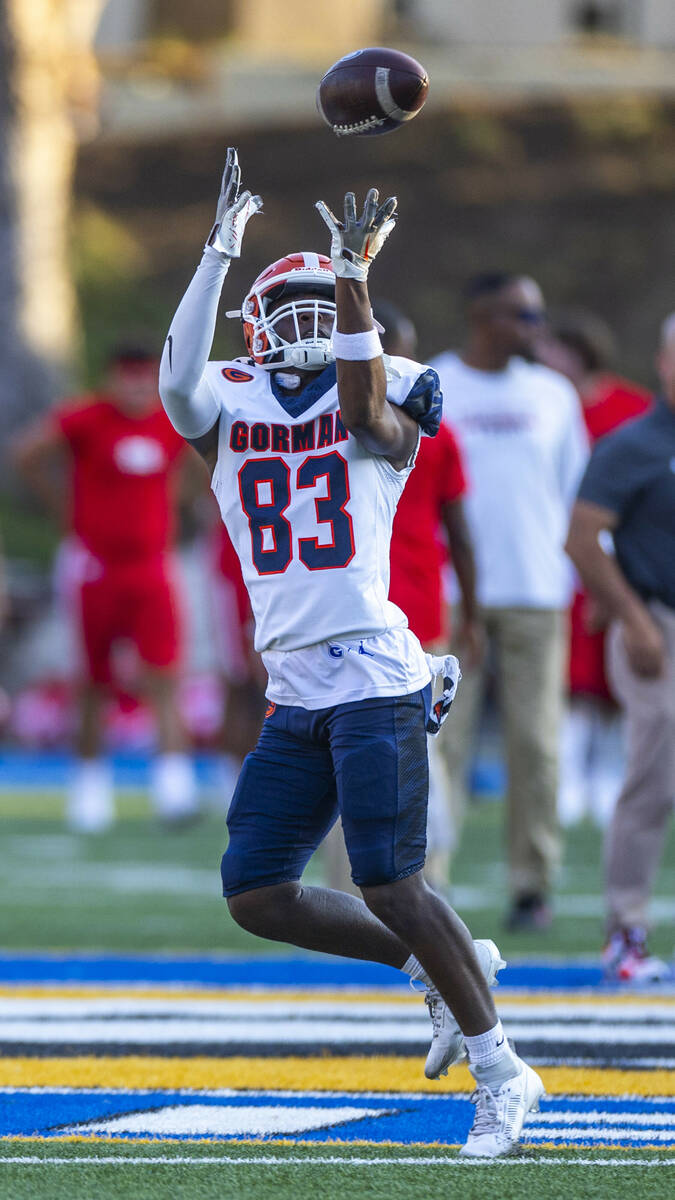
[207,356,431,654]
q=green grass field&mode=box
[2,787,674,1200]
[1,1142,673,1200]
[2,788,673,957]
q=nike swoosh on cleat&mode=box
[167,334,173,371]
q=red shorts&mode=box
[568,589,612,702]
[210,526,257,684]
[76,557,182,684]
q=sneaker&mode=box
[603,928,670,983]
[423,939,507,1080]
[504,893,552,932]
[459,1058,545,1158]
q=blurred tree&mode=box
[0,0,104,439]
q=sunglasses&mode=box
[501,307,547,325]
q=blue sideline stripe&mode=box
[0,751,221,789]
[0,953,604,989]
[0,750,508,796]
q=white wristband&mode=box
[332,328,382,361]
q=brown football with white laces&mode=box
[316,47,429,137]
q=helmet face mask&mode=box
[259,293,337,369]
[232,253,337,371]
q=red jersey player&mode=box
[14,345,200,832]
[209,520,266,796]
[537,314,651,827]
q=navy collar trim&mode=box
[270,363,337,418]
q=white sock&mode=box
[466,1020,519,1087]
[402,954,432,987]
[68,759,114,833]
[151,753,199,821]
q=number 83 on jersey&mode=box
[238,450,355,575]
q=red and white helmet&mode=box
[228,252,336,371]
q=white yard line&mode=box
[526,1127,675,1141]
[2,998,674,1020]
[1,1017,673,1044]
[0,1154,674,1167]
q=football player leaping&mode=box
[159,148,544,1158]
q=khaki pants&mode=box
[442,606,566,899]
[605,602,675,932]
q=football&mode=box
[316,47,429,137]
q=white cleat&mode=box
[459,1059,545,1158]
[423,938,507,1079]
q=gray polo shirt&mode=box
[576,398,675,610]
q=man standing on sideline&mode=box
[321,301,482,894]
[566,314,675,982]
[158,149,544,1157]
[14,345,200,832]
[432,274,589,930]
[381,300,482,890]
[537,313,651,829]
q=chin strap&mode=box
[265,343,333,372]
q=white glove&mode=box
[425,654,462,735]
[206,146,263,258]
[315,188,397,281]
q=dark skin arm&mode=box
[566,498,665,677]
[335,277,418,471]
[12,418,69,524]
[188,420,219,475]
[441,497,484,668]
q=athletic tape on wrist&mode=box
[332,328,382,361]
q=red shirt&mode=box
[569,374,651,698]
[214,521,251,627]
[389,423,467,645]
[581,374,651,442]
[53,396,185,564]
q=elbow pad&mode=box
[399,369,443,437]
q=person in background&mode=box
[0,529,8,632]
[537,312,651,828]
[380,300,482,889]
[322,301,481,895]
[210,520,266,801]
[431,273,589,930]
[13,345,200,832]
[566,313,675,983]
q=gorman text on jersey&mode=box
[229,412,349,455]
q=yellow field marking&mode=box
[0,986,418,1004]
[0,984,672,1007]
[3,1134,671,1153]
[1,1057,672,1096]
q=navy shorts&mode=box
[221,686,430,897]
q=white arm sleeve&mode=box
[159,246,231,440]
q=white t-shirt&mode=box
[208,357,433,706]
[431,352,589,609]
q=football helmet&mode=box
[227,252,336,370]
